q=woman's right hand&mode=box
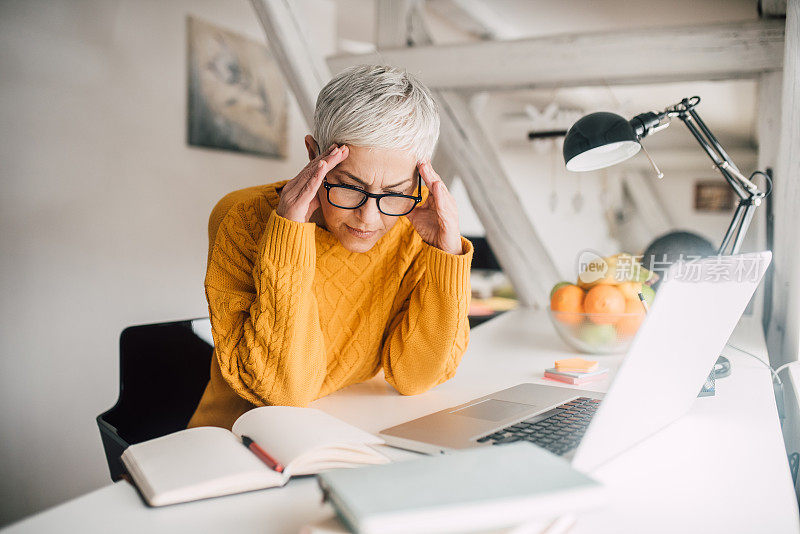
[276,143,350,223]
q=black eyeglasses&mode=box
[322,178,422,217]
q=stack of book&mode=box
[314,442,606,534]
[544,357,608,385]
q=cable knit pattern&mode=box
[187,182,473,430]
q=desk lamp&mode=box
[562,96,771,255]
[562,97,774,390]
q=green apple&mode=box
[578,323,617,348]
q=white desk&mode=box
[5,309,799,534]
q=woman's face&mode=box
[306,136,419,253]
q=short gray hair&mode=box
[313,65,440,163]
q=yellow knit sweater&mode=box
[187,181,473,430]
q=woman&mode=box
[188,65,473,430]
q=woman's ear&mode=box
[304,135,320,161]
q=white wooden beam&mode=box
[759,0,788,17]
[328,20,785,91]
[755,71,783,324]
[376,0,418,48]
[757,71,782,199]
[250,0,330,127]
[426,0,522,40]
[430,148,457,187]
[766,0,800,369]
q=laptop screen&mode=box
[571,251,771,473]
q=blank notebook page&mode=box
[232,407,385,471]
[123,426,283,505]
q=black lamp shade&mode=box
[563,112,641,172]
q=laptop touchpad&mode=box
[451,399,536,421]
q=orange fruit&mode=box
[550,281,573,300]
[550,284,585,325]
[616,298,646,337]
[584,284,626,324]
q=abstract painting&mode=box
[187,16,288,158]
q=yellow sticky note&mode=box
[555,357,599,373]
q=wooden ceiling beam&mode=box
[759,0,788,17]
[765,0,800,368]
[250,0,330,127]
[376,0,419,48]
[426,0,521,40]
[327,20,785,91]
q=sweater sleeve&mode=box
[380,237,473,395]
[204,208,327,407]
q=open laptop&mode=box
[379,251,772,472]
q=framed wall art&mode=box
[694,180,734,212]
[187,16,288,158]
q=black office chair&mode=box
[465,235,509,328]
[466,235,502,271]
[97,318,213,480]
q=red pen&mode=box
[241,435,284,473]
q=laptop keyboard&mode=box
[475,397,600,456]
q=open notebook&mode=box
[121,406,390,506]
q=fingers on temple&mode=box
[421,161,446,192]
[433,181,449,211]
[307,144,338,174]
[419,163,443,195]
[319,143,337,159]
[323,144,348,166]
[418,161,433,186]
[297,150,327,190]
[305,146,346,193]
[296,160,325,199]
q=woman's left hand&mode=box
[406,161,463,255]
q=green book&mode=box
[317,442,606,534]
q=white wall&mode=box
[498,147,620,280]
[0,0,334,525]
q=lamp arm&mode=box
[636,97,769,255]
[680,110,762,197]
[678,112,752,199]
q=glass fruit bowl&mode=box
[547,308,645,355]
